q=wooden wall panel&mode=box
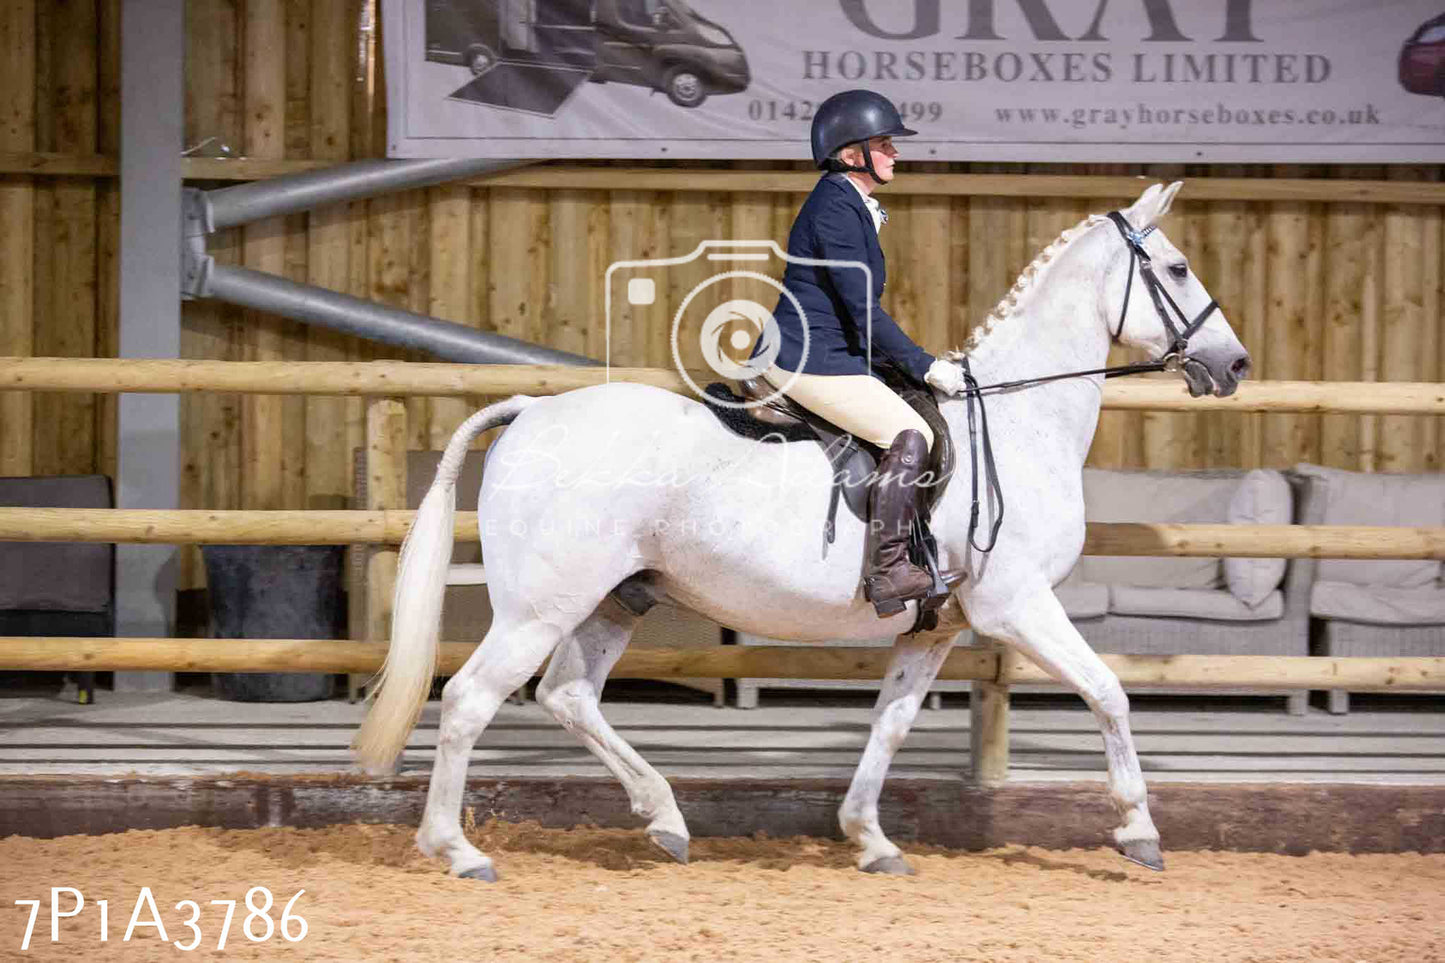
[303,0,358,509]
[29,1,52,475]
[0,0,36,476]
[1379,167,1437,473]
[95,0,120,482]
[1262,171,1321,468]
[425,183,473,449]
[239,0,287,510]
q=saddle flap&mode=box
[735,378,808,428]
[808,420,875,524]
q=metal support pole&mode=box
[205,263,595,366]
[204,158,527,231]
[117,0,183,692]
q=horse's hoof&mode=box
[1117,839,1165,872]
[861,855,916,876]
[648,830,690,865]
[458,863,499,882]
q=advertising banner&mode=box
[385,0,1445,162]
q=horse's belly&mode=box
[653,527,913,642]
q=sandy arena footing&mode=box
[4,821,1444,962]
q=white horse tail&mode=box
[353,394,538,773]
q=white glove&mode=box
[925,358,968,396]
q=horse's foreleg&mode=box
[838,628,956,875]
[971,584,1163,870]
[415,617,565,881]
[536,599,691,864]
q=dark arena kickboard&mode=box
[448,63,592,117]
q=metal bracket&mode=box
[179,187,213,301]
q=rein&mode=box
[954,209,1221,553]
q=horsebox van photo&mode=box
[425,0,750,112]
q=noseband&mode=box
[1106,210,1219,365]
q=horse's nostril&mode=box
[1231,355,1252,379]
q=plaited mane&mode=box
[944,213,1106,361]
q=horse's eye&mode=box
[1169,262,1189,280]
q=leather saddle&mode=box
[702,365,958,631]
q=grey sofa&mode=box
[0,475,115,704]
[1052,467,1311,715]
[1292,463,1445,714]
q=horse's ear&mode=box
[1123,183,1163,226]
[1155,181,1183,221]
[1124,181,1183,229]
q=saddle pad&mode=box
[702,383,814,442]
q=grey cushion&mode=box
[1055,579,1108,620]
[1223,469,1292,607]
[0,475,114,613]
[1311,579,1445,626]
[1292,463,1444,587]
[1079,468,1235,589]
[1109,585,1284,622]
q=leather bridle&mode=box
[954,209,1223,555]
[1106,210,1219,365]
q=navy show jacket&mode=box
[762,174,935,384]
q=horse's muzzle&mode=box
[1184,349,1251,398]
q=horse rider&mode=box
[755,88,969,617]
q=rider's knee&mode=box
[892,423,934,452]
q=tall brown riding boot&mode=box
[864,429,934,617]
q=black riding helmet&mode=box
[810,89,917,185]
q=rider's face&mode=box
[841,137,899,182]
[869,136,898,181]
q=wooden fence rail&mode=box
[0,508,1441,559]
[3,638,1443,692]
[1,357,1444,415]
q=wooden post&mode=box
[358,396,406,699]
[969,636,1009,787]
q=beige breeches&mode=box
[761,366,934,450]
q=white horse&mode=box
[354,182,1249,881]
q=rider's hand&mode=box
[925,358,968,396]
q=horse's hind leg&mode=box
[969,582,1163,870]
[535,598,691,864]
[415,616,568,881]
[839,628,956,875]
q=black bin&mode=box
[201,544,345,702]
